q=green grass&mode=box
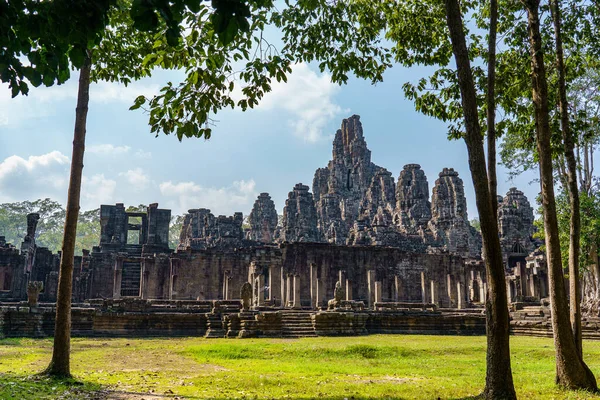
[0,335,599,399]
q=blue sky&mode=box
[0,61,570,219]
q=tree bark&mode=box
[523,0,597,390]
[45,53,91,378]
[444,0,516,398]
[549,0,583,357]
[487,0,499,217]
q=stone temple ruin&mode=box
[1,115,564,339]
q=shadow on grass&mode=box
[0,372,103,400]
[0,372,487,400]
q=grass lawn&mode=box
[0,335,599,399]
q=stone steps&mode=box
[279,311,317,338]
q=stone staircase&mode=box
[280,311,317,338]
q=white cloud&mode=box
[159,179,257,215]
[256,63,346,142]
[0,78,159,128]
[134,149,152,159]
[0,152,70,202]
[81,174,117,210]
[119,168,150,191]
[90,80,160,104]
[0,152,119,210]
[87,144,131,156]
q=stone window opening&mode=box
[346,169,352,190]
[127,215,142,245]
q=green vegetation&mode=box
[0,335,599,399]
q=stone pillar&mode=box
[113,259,123,300]
[479,278,486,304]
[257,274,265,306]
[286,274,292,308]
[346,280,353,301]
[140,260,148,300]
[367,270,376,309]
[374,281,382,304]
[482,282,488,304]
[222,273,229,300]
[293,274,301,309]
[267,267,272,302]
[457,281,464,309]
[316,278,322,308]
[430,280,438,306]
[421,271,428,303]
[280,269,286,307]
[310,263,318,309]
[447,274,458,308]
[394,276,401,302]
[529,275,538,299]
[338,270,346,290]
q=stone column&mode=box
[346,280,353,301]
[456,281,464,309]
[482,282,488,304]
[338,270,346,290]
[280,269,286,307]
[421,271,428,303]
[257,274,265,306]
[447,274,458,308]
[479,276,486,304]
[140,260,148,300]
[310,263,318,309]
[113,259,123,300]
[286,274,292,308]
[293,274,301,309]
[316,278,322,308]
[394,276,401,302]
[367,270,376,309]
[430,280,438,306]
[374,281,382,304]
[506,279,513,303]
[222,273,228,300]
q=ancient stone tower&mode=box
[429,168,481,257]
[498,187,536,267]
[248,193,278,243]
[313,115,382,243]
[281,183,320,242]
[394,164,432,234]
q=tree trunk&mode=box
[487,0,499,217]
[549,0,583,357]
[523,0,597,390]
[444,0,516,398]
[45,54,91,378]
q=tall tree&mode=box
[274,1,516,397]
[45,52,92,377]
[549,0,583,356]
[522,0,596,389]
[5,0,287,378]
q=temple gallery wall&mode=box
[0,115,559,338]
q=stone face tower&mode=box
[394,164,432,234]
[498,187,536,262]
[429,168,481,257]
[281,183,320,243]
[312,115,382,243]
[248,193,278,243]
[359,169,396,226]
